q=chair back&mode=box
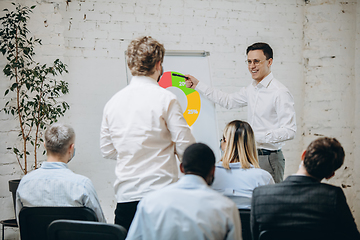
[19,206,98,240]
[239,208,251,240]
[48,219,127,240]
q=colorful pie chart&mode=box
[158,71,201,126]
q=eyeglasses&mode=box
[219,137,226,151]
[245,59,266,66]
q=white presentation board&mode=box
[126,51,220,161]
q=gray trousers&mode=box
[258,150,285,183]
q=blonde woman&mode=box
[212,120,274,209]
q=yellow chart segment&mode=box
[184,91,201,126]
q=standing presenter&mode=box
[186,42,296,183]
[101,36,195,231]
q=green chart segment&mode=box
[158,71,201,126]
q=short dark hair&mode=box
[182,143,215,179]
[246,42,273,60]
[304,137,345,180]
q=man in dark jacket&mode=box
[251,137,360,240]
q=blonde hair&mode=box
[126,36,165,76]
[221,120,259,169]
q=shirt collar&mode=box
[285,175,320,183]
[41,161,69,169]
[177,174,208,188]
[252,72,273,88]
[130,76,158,86]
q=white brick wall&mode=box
[0,0,359,238]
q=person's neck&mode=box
[148,72,159,82]
[254,71,271,84]
[294,166,321,182]
[46,155,68,164]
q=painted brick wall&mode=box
[0,0,358,239]
[303,0,359,224]
[355,0,360,231]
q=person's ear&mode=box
[267,58,273,67]
[205,165,216,185]
[180,163,185,173]
[69,143,74,154]
[301,150,306,161]
[325,172,335,180]
[208,165,215,179]
[156,61,161,71]
[210,165,215,175]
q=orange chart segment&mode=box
[158,71,201,126]
[184,91,201,126]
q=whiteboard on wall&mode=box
[126,51,220,161]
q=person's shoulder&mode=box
[17,169,40,185]
[318,182,344,193]
[157,85,177,99]
[270,77,288,89]
[65,171,94,188]
[253,181,280,195]
[103,89,123,109]
[72,172,91,182]
[252,167,274,180]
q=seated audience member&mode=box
[212,120,274,209]
[126,143,242,240]
[16,123,105,222]
[251,137,360,240]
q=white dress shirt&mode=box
[100,76,195,203]
[212,162,274,209]
[16,162,106,222]
[196,72,296,150]
[126,174,242,240]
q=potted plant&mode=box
[0,3,70,216]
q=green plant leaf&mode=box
[2,2,69,174]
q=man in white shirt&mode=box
[127,143,242,240]
[100,36,195,230]
[16,123,105,223]
[185,43,296,183]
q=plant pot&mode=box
[9,179,21,217]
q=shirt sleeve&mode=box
[226,204,243,240]
[266,174,275,185]
[100,109,117,160]
[196,81,248,110]
[257,89,296,144]
[165,99,196,161]
[335,188,360,239]
[83,179,106,223]
[15,186,23,225]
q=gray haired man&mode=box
[16,123,105,222]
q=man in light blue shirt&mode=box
[16,123,105,222]
[126,143,242,240]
